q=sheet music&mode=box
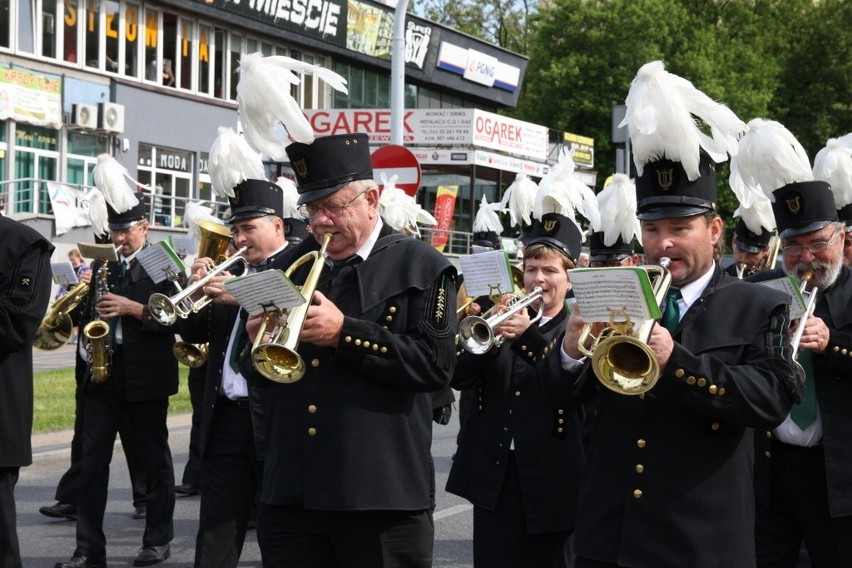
[569,267,660,323]
[459,250,514,298]
[137,242,186,284]
[170,235,196,259]
[77,243,119,262]
[224,270,305,316]
[757,275,807,320]
[51,261,79,286]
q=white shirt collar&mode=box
[678,263,715,310]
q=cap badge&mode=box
[656,168,674,190]
[293,158,308,178]
[785,195,802,215]
[543,219,558,233]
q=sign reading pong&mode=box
[372,145,422,196]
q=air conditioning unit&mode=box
[69,103,98,129]
[98,102,125,133]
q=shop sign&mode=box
[436,42,520,93]
[200,0,346,45]
[304,108,547,162]
[0,67,63,128]
[405,21,432,69]
[563,132,595,168]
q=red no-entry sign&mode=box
[371,145,422,196]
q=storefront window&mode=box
[64,0,80,63]
[178,16,193,90]
[42,0,60,58]
[0,0,9,48]
[13,125,59,214]
[161,11,177,87]
[198,24,212,95]
[123,3,140,77]
[214,28,226,99]
[105,0,120,72]
[143,8,159,83]
[229,33,241,100]
[84,0,101,69]
[138,143,193,226]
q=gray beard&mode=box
[784,259,843,290]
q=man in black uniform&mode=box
[56,196,178,568]
[750,181,852,566]
[723,218,774,278]
[448,212,586,567]
[178,178,291,567]
[549,61,799,567]
[242,133,457,567]
[0,213,53,568]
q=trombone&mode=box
[457,287,544,354]
[790,270,818,383]
[577,257,672,395]
[251,233,333,383]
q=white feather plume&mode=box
[92,154,139,213]
[499,173,538,227]
[813,133,852,209]
[593,174,641,246]
[378,173,437,237]
[534,149,601,230]
[208,127,266,199]
[733,197,776,235]
[85,188,109,237]
[473,195,504,235]
[729,118,813,204]
[620,60,746,181]
[275,177,302,219]
[183,202,223,244]
[236,53,348,160]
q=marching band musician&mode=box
[56,165,178,568]
[447,210,588,567]
[239,133,457,567]
[0,212,53,568]
[723,218,774,278]
[176,128,292,568]
[551,61,799,567]
[742,128,852,566]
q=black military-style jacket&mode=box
[750,265,852,518]
[0,217,53,467]
[446,307,585,534]
[78,246,179,401]
[543,264,797,567]
[241,222,457,511]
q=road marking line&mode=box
[434,503,473,520]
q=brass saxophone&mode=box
[83,262,113,383]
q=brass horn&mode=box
[34,283,90,350]
[251,233,333,383]
[790,270,818,383]
[173,341,209,368]
[577,257,672,395]
[457,286,544,354]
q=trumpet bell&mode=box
[34,313,74,350]
[592,335,660,395]
[149,293,178,326]
[173,342,208,368]
[253,344,305,383]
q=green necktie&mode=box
[660,288,682,332]
[790,349,818,430]
[120,259,128,277]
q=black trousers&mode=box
[756,441,852,567]
[55,362,146,507]
[472,452,572,568]
[0,467,21,568]
[194,398,263,568]
[75,350,175,559]
[181,364,206,487]
[257,503,434,568]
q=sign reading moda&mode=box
[304,108,549,162]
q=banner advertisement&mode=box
[431,185,459,252]
[0,67,63,128]
[47,182,94,235]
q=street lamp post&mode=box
[390,0,410,146]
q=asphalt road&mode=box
[20,344,474,567]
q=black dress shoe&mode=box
[132,504,146,519]
[54,555,107,568]
[133,544,170,566]
[175,483,199,496]
[40,502,78,520]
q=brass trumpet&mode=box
[790,270,818,383]
[251,233,333,383]
[148,247,248,326]
[457,287,543,354]
[577,257,672,395]
[173,341,209,368]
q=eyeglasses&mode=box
[298,190,367,218]
[782,227,839,257]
